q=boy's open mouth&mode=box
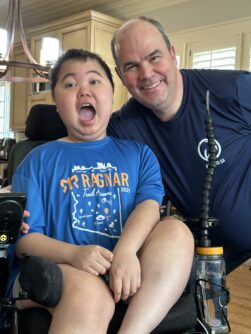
[79,103,96,122]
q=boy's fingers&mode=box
[100,248,113,262]
[21,222,30,233]
[111,277,122,303]
[23,210,30,217]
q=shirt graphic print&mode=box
[60,162,129,240]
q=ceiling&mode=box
[0,0,191,30]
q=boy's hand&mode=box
[109,251,141,303]
[70,245,113,276]
[20,210,30,234]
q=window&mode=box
[0,82,13,139]
[176,55,181,69]
[184,33,242,69]
[192,47,236,69]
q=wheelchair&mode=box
[0,104,219,334]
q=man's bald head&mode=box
[111,17,172,70]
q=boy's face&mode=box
[54,58,114,142]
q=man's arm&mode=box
[237,71,251,125]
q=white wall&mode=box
[140,0,251,71]
[143,0,251,33]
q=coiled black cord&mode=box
[199,91,219,247]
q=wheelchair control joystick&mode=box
[0,193,26,256]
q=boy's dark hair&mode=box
[50,49,114,97]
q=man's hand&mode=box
[109,250,141,303]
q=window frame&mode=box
[0,81,13,138]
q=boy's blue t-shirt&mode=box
[7,136,163,296]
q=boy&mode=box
[8,49,194,334]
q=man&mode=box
[108,16,251,273]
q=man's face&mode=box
[115,20,179,117]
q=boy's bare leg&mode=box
[48,264,115,334]
[118,217,194,334]
[18,264,115,334]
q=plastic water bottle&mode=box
[196,246,229,333]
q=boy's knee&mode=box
[160,217,193,238]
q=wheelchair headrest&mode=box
[25,104,68,140]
